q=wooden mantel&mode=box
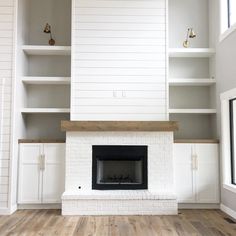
[61,121,178,132]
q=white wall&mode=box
[0,0,15,214]
[169,0,209,48]
[28,0,71,46]
[216,30,236,213]
[203,0,236,215]
[71,0,168,121]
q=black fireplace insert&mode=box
[92,145,148,190]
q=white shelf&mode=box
[169,48,215,58]
[21,108,70,114]
[169,109,217,114]
[169,78,216,86]
[22,77,71,85]
[22,45,71,56]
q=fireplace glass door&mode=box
[92,145,148,190]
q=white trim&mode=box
[0,78,5,152]
[220,204,236,220]
[7,0,18,219]
[221,88,236,100]
[0,204,17,216]
[70,0,76,120]
[0,208,12,216]
[165,0,169,121]
[220,88,236,193]
[220,0,236,43]
[223,184,236,194]
[220,22,236,42]
[220,0,229,36]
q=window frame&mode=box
[221,88,236,193]
[220,0,236,42]
[227,0,236,28]
[228,0,231,28]
[229,98,236,185]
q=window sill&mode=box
[220,22,236,43]
[223,183,236,194]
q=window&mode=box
[230,98,236,185]
[220,0,236,41]
[228,0,236,27]
[221,88,236,193]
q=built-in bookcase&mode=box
[15,0,71,139]
[14,0,217,140]
[168,0,217,140]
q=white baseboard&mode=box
[18,204,61,210]
[220,204,236,220]
[0,208,11,215]
[0,204,17,215]
[179,203,220,209]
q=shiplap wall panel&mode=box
[75,68,165,76]
[74,45,166,53]
[0,0,14,210]
[74,30,166,38]
[75,0,165,8]
[74,7,165,16]
[74,99,165,106]
[71,0,167,121]
[74,76,166,83]
[75,90,166,99]
[74,83,166,91]
[72,114,166,121]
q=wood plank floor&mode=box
[0,210,236,236]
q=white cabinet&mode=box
[18,144,42,204]
[173,143,219,204]
[174,144,195,203]
[195,144,219,203]
[18,143,65,204]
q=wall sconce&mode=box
[43,23,55,46]
[183,28,196,48]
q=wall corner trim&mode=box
[220,203,236,220]
[0,204,17,216]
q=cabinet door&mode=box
[195,144,219,203]
[18,144,43,204]
[42,144,65,203]
[173,144,195,203]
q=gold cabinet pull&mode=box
[42,154,45,171]
[192,154,198,170]
[39,154,46,171]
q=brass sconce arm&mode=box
[43,23,55,46]
[183,28,196,48]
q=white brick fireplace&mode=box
[62,128,178,215]
[62,0,174,216]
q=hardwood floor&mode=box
[0,210,236,236]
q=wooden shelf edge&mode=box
[174,139,220,144]
[61,121,179,132]
[18,139,66,144]
[18,138,219,144]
